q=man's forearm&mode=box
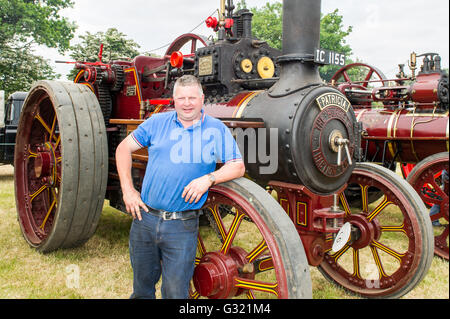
[115,135,148,219]
[115,143,135,193]
[210,160,245,184]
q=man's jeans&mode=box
[129,209,199,299]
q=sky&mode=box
[39,0,449,80]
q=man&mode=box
[115,75,245,299]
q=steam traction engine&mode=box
[14,0,433,298]
[331,52,449,260]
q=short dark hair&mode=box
[173,75,203,96]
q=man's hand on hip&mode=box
[123,188,149,221]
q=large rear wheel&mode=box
[14,81,108,253]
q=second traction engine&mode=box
[332,52,449,166]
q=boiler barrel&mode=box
[356,108,449,163]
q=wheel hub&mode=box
[193,247,252,299]
[346,214,381,249]
[34,143,58,186]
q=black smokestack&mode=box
[269,0,323,97]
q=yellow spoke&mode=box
[28,149,37,159]
[35,113,59,144]
[380,224,406,234]
[371,240,405,263]
[246,240,268,262]
[54,135,61,149]
[360,184,369,212]
[220,211,245,255]
[39,196,57,230]
[339,192,351,216]
[367,196,393,221]
[235,278,278,297]
[197,235,206,257]
[369,245,388,278]
[246,290,255,299]
[49,114,57,142]
[329,243,351,262]
[189,289,200,299]
[208,205,226,241]
[352,248,361,279]
[29,185,47,202]
[35,114,53,135]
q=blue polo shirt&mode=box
[131,110,242,212]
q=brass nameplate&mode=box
[199,55,213,76]
[316,92,350,112]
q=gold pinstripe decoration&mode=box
[369,245,388,278]
[367,196,392,221]
[189,290,200,299]
[234,278,278,297]
[197,236,206,257]
[257,256,274,272]
[339,193,351,216]
[233,91,262,119]
[208,205,226,241]
[296,202,307,226]
[124,67,142,105]
[246,240,268,262]
[220,212,245,255]
[329,244,351,262]
[360,184,369,212]
[352,248,361,279]
[380,224,406,234]
[386,109,400,160]
[371,240,405,263]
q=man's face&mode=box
[173,85,204,123]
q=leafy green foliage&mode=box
[0,0,76,52]
[0,46,58,97]
[0,0,76,96]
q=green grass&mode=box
[0,164,448,299]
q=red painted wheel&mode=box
[331,62,388,107]
[165,33,210,57]
[331,62,388,88]
[14,81,108,252]
[319,163,434,298]
[406,152,449,260]
[192,177,312,299]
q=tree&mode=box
[67,28,141,80]
[0,0,76,96]
[0,0,76,52]
[0,46,58,96]
[235,1,353,82]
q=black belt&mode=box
[146,206,202,220]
